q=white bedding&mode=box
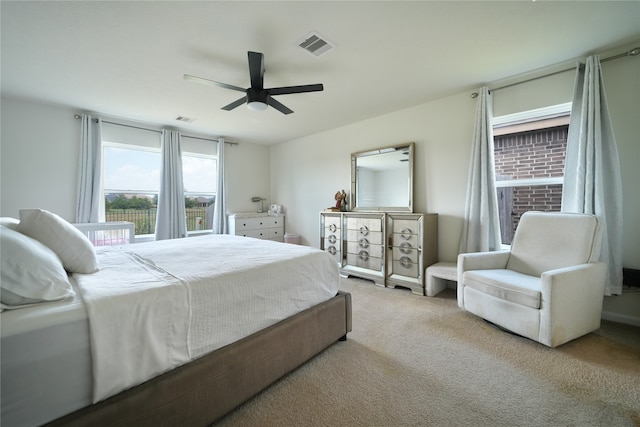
[74,234,339,403]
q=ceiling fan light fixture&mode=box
[247,101,268,111]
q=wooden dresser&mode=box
[229,213,285,242]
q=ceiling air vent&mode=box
[175,116,195,123]
[298,32,334,57]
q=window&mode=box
[102,142,217,236]
[182,152,217,232]
[103,143,160,236]
[493,103,571,244]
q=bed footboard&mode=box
[48,291,352,426]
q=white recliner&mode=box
[457,211,607,348]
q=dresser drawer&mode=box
[234,217,263,230]
[237,228,268,239]
[345,217,383,233]
[391,257,420,278]
[392,219,420,236]
[392,246,419,263]
[323,215,341,230]
[323,242,342,259]
[236,228,282,240]
[346,241,384,258]
[346,253,383,271]
[346,230,383,245]
[268,227,283,240]
[324,232,341,245]
[391,232,419,248]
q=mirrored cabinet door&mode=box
[386,213,438,295]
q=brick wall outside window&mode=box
[494,125,568,243]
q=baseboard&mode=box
[601,311,640,327]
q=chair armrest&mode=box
[539,262,607,347]
[457,250,511,307]
[541,262,607,294]
[457,250,511,281]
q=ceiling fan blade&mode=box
[268,84,324,96]
[221,96,248,111]
[183,74,246,93]
[248,51,264,90]
[267,97,293,115]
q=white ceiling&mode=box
[2,1,639,145]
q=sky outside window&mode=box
[103,146,216,194]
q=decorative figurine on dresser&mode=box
[319,142,438,295]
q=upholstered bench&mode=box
[425,262,457,297]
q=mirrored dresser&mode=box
[320,142,439,295]
[320,212,437,294]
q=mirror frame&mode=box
[350,142,414,212]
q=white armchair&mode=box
[457,211,606,347]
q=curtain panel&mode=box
[562,55,624,295]
[212,137,227,234]
[75,114,104,223]
[155,130,187,240]
[459,87,502,254]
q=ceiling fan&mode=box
[184,51,324,115]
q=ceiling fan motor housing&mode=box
[247,87,269,105]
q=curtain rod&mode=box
[73,114,239,145]
[471,46,640,98]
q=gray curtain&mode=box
[212,137,227,234]
[155,129,187,240]
[75,114,104,223]
[459,86,502,254]
[561,55,623,296]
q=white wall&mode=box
[271,90,477,260]
[270,55,640,325]
[1,98,79,220]
[0,96,271,225]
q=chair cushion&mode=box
[463,269,541,309]
[506,212,600,277]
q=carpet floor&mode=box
[215,277,640,426]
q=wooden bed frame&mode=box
[47,291,352,426]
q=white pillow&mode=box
[1,226,75,308]
[0,217,20,231]
[18,208,98,274]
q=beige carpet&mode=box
[215,277,640,426]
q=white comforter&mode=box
[74,235,339,402]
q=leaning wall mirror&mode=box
[351,142,414,212]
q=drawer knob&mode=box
[399,241,412,254]
[328,235,337,244]
[359,225,369,236]
[328,246,337,255]
[400,228,412,239]
[358,250,370,262]
[358,238,369,249]
[329,223,337,233]
[399,256,412,268]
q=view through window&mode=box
[103,143,217,236]
[493,103,571,244]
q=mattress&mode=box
[1,280,92,427]
[1,234,339,426]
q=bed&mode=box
[1,210,351,426]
